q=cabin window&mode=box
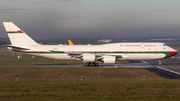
[52,48,57,50]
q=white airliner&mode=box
[3,22,177,66]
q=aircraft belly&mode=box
[127,54,165,60]
[34,54,76,60]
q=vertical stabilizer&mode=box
[3,22,38,45]
[68,39,74,45]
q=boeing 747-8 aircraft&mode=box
[3,22,177,66]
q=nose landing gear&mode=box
[158,59,162,66]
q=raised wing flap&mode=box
[66,52,83,58]
[66,52,82,55]
[49,50,83,58]
[116,55,122,59]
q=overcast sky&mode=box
[0,0,180,39]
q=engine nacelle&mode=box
[103,56,116,64]
[82,54,96,63]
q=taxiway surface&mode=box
[0,53,180,79]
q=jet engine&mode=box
[103,56,116,64]
[82,54,96,63]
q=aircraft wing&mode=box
[49,50,84,60]
[49,50,81,55]
[49,50,124,60]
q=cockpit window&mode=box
[163,44,166,46]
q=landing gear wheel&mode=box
[95,63,99,66]
[158,59,162,66]
[85,62,99,66]
[85,63,92,66]
[92,62,99,66]
[85,63,88,66]
[92,63,96,66]
[88,63,92,66]
[158,62,162,66]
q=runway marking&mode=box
[156,66,180,75]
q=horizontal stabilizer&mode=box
[6,45,30,50]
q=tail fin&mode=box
[3,22,38,45]
[68,39,74,45]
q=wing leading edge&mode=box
[49,50,124,61]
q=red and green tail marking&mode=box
[7,30,23,34]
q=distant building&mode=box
[150,38,176,41]
[98,39,112,43]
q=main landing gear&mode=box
[85,62,99,66]
[158,59,162,66]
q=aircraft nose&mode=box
[173,51,177,56]
[168,50,178,57]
